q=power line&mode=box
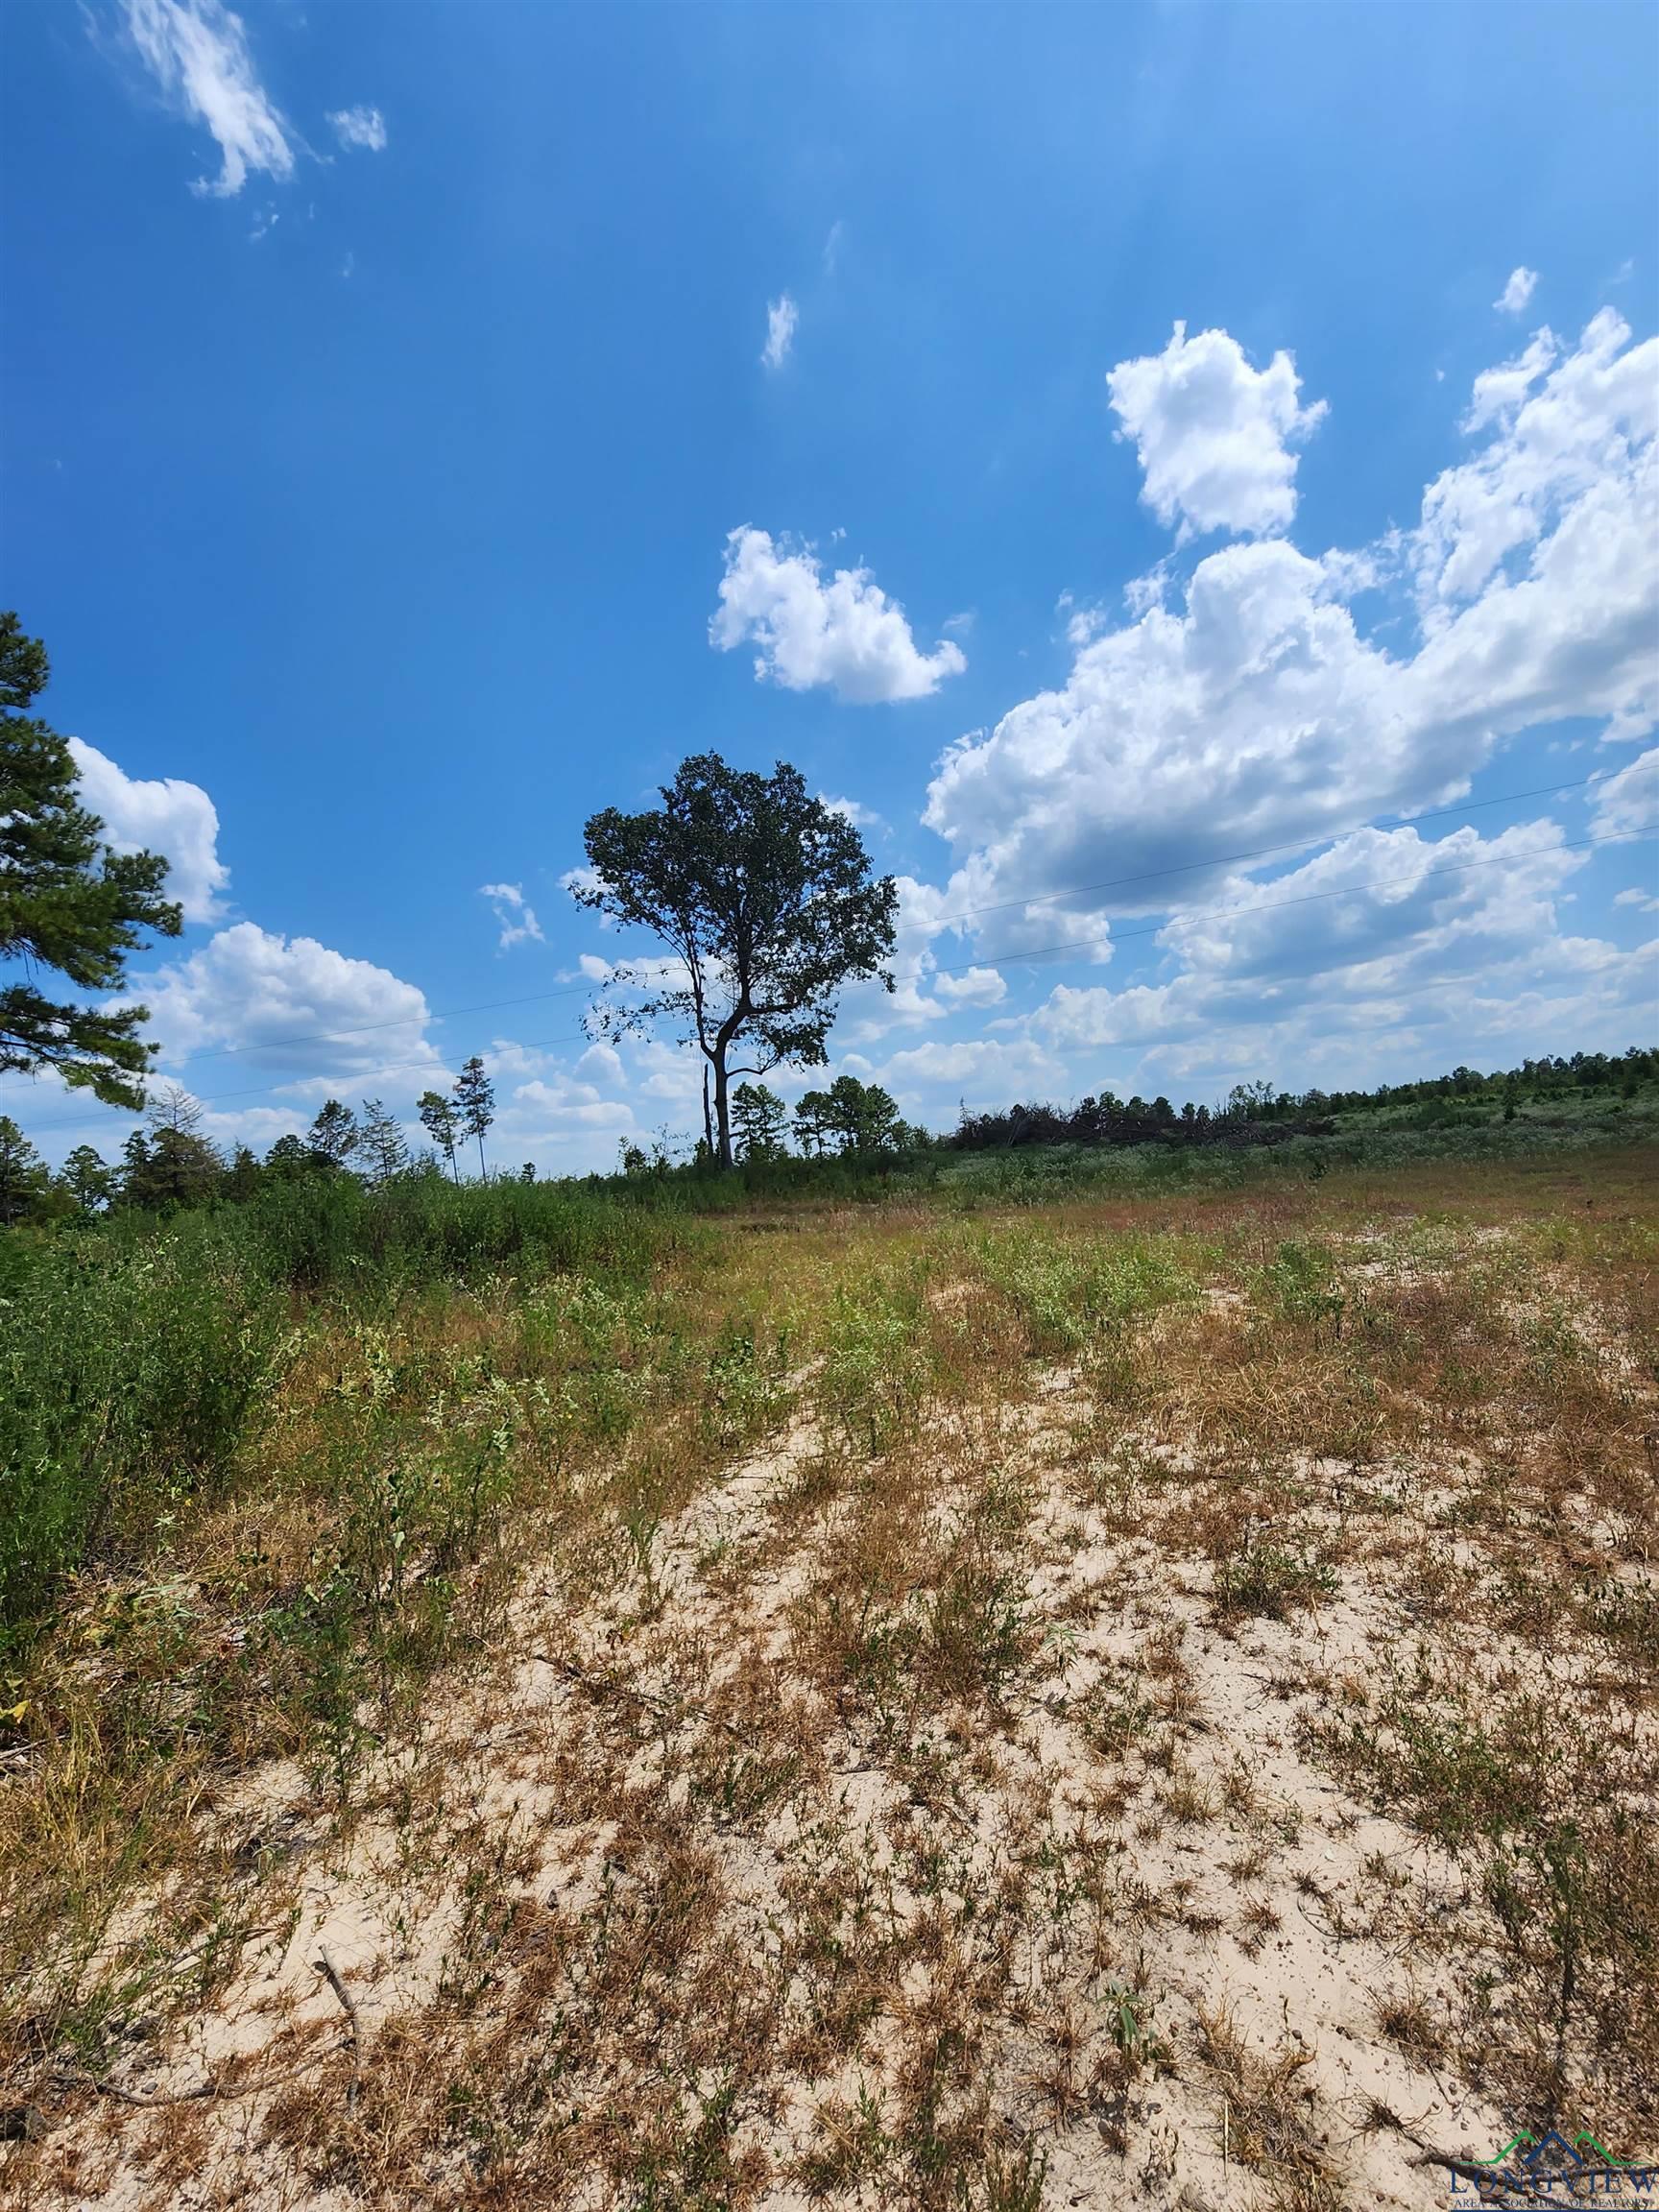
[122,759,1657,1076]
[22,820,1655,1145]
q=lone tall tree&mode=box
[575,756,898,1166]
[0,613,182,1106]
[455,1055,495,1178]
[417,1088,463,1182]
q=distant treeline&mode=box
[947,1046,1659,1153]
[2,1046,1655,1227]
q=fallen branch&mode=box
[313,1950,362,2111]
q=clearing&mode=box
[4,1147,1656,2208]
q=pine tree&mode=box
[61,1142,115,1214]
[225,1144,263,1201]
[417,1088,463,1182]
[147,1080,204,1135]
[1,613,183,1106]
[455,1056,495,1178]
[826,1074,900,1154]
[120,1118,222,1211]
[308,1098,360,1172]
[0,1116,49,1225]
[265,1132,312,1180]
[732,1081,788,1160]
[357,1098,410,1185]
[793,1089,831,1157]
[575,756,897,1166]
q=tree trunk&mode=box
[712,1048,733,1167]
[702,1066,714,1161]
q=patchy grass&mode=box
[3,1143,1657,2208]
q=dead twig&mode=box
[313,1949,362,2110]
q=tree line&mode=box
[0,1058,515,1227]
[946,1046,1659,1153]
[3,606,1654,1220]
[614,1072,928,1175]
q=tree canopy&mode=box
[731,1080,787,1160]
[0,613,181,1108]
[795,1074,902,1156]
[575,755,898,1166]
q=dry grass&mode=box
[3,1146,1656,2208]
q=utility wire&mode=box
[114,760,1658,1076]
[23,820,1656,1144]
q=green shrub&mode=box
[0,1222,282,1643]
[0,1176,689,1649]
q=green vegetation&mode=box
[1,1131,1654,2206]
[0,613,182,1107]
[9,1050,1658,1242]
[0,1171,694,1647]
[948,1045,1659,1152]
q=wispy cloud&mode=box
[327,105,388,154]
[480,882,544,950]
[761,293,798,372]
[117,0,294,198]
[1495,265,1539,315]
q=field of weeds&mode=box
[3,1146,1656,2209]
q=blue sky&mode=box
[3,0,1656,1170]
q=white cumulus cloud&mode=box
[1105,321,1328,540]
[479,881,544,950]
[710,527,966,703]
[761,294,798,371]
[117,0,293,198]
[1415,309,1656,622]
[137,922,439,1082]
[1033,819,1612,1068]
[1496,266,1539,316]
[327,105,387,153]
[70,736,228,925]
[921,309,1658,950]
[932,965,1007,1007]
